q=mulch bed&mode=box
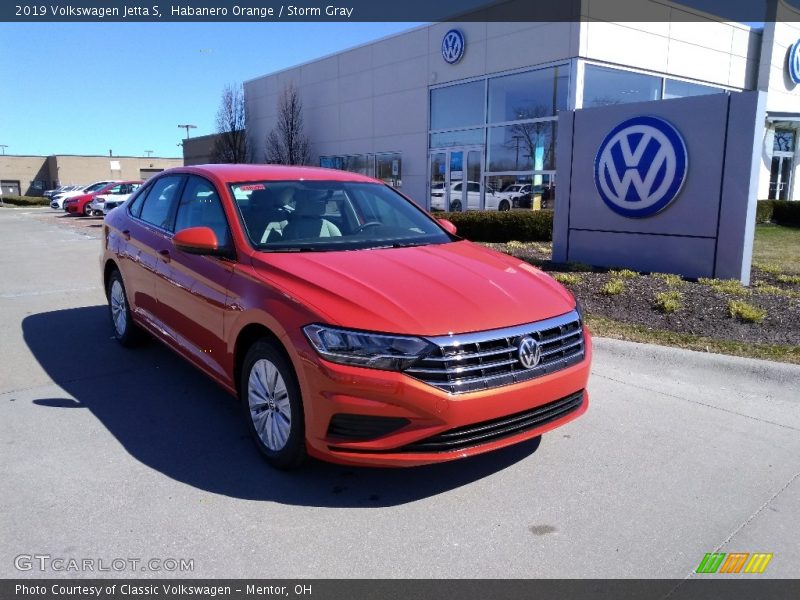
[486,243,800,347]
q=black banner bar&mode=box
[0,0,794,23]
[4,580,800,600]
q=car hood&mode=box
[249,241,575,336]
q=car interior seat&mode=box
[280,190,342,241]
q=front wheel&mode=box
[498,200,510,211]
[241,340,306,469]
[84,203,93,216]
[107,270,144,347]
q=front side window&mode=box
[138,175,184,231]
[231,181,451,252]
[174,176,231,247]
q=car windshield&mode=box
[230,180,453,252]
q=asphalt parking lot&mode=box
[1,207,799,579]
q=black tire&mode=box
[84,203,93,216]
[106,270,144,347]
[449,200,462,212]
[498,200,510,211]
[240,339,306,470]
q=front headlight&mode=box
[303,324,433,371]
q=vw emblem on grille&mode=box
[518,336,541,369]
[594,115,688,218]
[441,29,465,64]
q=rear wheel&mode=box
[107,270,144,347]
[498,200,510,211]
[240,340,306,469]
[83,203,93,216]
[449,200,462,212]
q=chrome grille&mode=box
[405,311,584,394]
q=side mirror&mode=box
[437,218,457,235]
[174,226,225,256]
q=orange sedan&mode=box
[101,164,591,469]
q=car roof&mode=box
[161,164,381,184]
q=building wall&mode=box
[756,2,800,199]
[0,155,183,195]
[579,2,760,90]
[182,133,221,165]
[0,156,50,195]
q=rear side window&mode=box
[174,176,231,247]
[138,176,184,231]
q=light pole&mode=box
[0,145,7,155]
[144,150,153,157]
[177,124,197,139]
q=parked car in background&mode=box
[102,164,591,470]
[49,185,86,209]
[55,180,120,211]
[44,185,78,199]
[64,181,124,216]
[430,181,481,212]
[90,181,143,215]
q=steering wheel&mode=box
[354,221,382,233]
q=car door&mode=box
[156,175,234,381]
[124,175,185,330]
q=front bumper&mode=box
[299,327,592,467]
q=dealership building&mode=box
[244,0,800,211]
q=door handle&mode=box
[121,229,130,240]
[158,249,171,263]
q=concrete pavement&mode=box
[1,208,798,579]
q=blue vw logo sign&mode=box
[441,29,465,64]
[594,116,688,218]
[788,39,800,84]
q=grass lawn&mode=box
[753,224,800,274]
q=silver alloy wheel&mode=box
[110,279,127,337]
[248,358,291,451]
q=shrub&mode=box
[610,268,639,279]
[754,282,799,298]
[0,195,50,207]
[698,277,748,296]
[437,210,553,242]
[777,274,800,285]
[771,200,800,227]
[601,279,625,295]
[553,273,582,285]
[728,300,766,323]
[651,272,683,287]
[756,200,774,224]
[653,291,683,313]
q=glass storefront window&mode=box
[484,173,554,211]
[376,152,402,188]
[774,129,796,153]
[488,66,568,123]
[430,128,484,148]
[320,156,343,170]
[663,79,721,99]
[583,65,661,108]
[487,123,555,172]
[430,80,485,130]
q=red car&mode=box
[101,165,591,469]
[65,180,135,216]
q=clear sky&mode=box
[0,22,422,158]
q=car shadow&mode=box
[22,306,540,507]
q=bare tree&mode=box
[264,82,311,165]
[211,84,248,163]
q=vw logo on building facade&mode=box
[788,39,800,84]
[441,29,465,64]
[594,115,688,218]
[517,336,542,369]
